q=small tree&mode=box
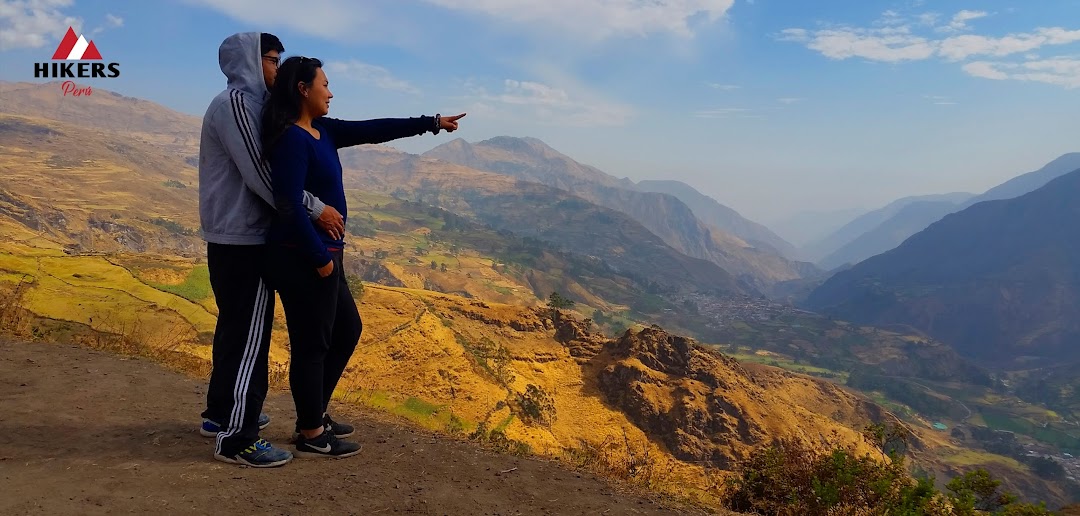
[947,469,1017,514]
[440,263,448,273]
[430,260,438,270]
[345,274,365,300]
[547,291,574,310]
[547,291,575,324]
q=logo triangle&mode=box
[82,41,102,60]
[52,27,78,60]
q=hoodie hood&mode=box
[218,32,266,98]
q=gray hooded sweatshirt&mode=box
[198,32,325,245]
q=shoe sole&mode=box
[213,453,292,468]
[201,420,271,438]
[293,445,362,459]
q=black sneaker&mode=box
[294,430,361,459]
[291,414,354,442]
[323,414,354,438]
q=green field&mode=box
[0,250,217,339]
[718,346,848,381]
[147,265,211,303]
[339,388,474,435]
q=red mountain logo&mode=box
[34,26,120,81]
[51,27,102,60]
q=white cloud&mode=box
[422,0,736,39]
[922,94,957,105]
[462,78,633,127]
[0,0,80,51]
[325,60,420,95]
[917,12,940,28]
[962,61,1009,80]
[708,83,740,90]
[938,28,1080,61]
[781,9,1080,89]
[784,26,936,63]
[92,13,123,35]
[187,0,734,44]
[938,10,987,33]
[963,58,1080,88]
[776,97,803,104]
[183,0,383,41]
[779,28,808,42]
[693,107,763,119]
[878,10,905,27]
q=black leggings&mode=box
[268,248,362,431]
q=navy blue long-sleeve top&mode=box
[267,116,435,267]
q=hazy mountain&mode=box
[817,198,970,271]
[635,179,799,259]
[425,137,813,291]
[0,81,200,160]
[767,207,868,249]
[806,167,1080,369]
[809,153,1080,270]
[803,192,973,265]
[971,152,1080,204]
[340,145,748,297]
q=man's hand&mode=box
[439,113,466,132]
[315,205,345,240]
[316,259,334,278]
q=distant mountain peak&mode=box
[441,137,471,147]
[636,179,800,261]
[476,135,564,159]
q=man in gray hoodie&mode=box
[198,32,343,467]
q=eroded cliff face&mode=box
[549,315,897,469]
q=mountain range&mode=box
[805,192,973,268]
[423,137,813,292]
[766,207,868,249]
[806,167,1080,369]
[808,153,1080,269]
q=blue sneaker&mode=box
[200,413,271,437]
[214,438,293,468]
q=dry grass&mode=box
[562,430,728,510]
[0,275,33,336]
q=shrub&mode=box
[721,436,1050,515]
[516,384,556,426]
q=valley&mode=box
[0,81,1077,509]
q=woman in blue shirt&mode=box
[262,56,463,458]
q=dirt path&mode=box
[0,340,689,515]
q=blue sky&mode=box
[1,0,1078,227]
